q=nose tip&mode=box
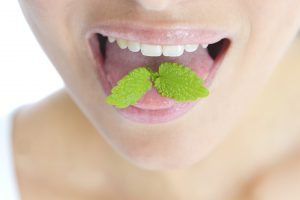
[135,0,181,11]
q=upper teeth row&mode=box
[107,36,209,57]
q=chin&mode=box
[97,124,224,170]
[115,141,216,170]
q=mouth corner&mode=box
[85,33,107,72]
[207,38,231,61]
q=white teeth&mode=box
[108,36,116,43]
[116,39,128,49]
[107,35,210,57]
[141,44,162,57]
[127,41,141,52]
[162,45,184,57]
[184,44,199,52]
[202,44,208,48]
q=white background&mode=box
[0,1,63,116]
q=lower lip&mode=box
[107,82,203,124]
[89,37,227,124]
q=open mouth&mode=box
[87,27,230,124]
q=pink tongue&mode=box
[104,42,214,110]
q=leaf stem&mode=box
[145,67,160,83]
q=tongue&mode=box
[104,42,214,110]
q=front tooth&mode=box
[185,44,199,52]
[141,44,162,57]
[162,45,184,57]
[201,44,208,48]
[117,39,128,49]
[128,41,141,52]
[108,36,116,43]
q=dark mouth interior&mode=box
[96,33,229,61]
[98,34,107,58]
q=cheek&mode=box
[21,0,66,10]
[244,0,300,32]
[239,0,300,70]
[19,0,76,28]
[19,0,87,91]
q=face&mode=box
[19,0,300,170]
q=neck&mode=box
[13,89,255,199]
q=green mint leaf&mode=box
[154,62,209,101]
[146,67,159,82]
[106,67,152,108]
[106,62,209,108]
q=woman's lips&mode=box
[86,24,230,124]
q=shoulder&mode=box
[12,88,97,199]
[14,88,87,135]
[246,148,300,200]
[13,88,94,160]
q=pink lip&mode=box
[86,23,230,124]
[86,23,229,45]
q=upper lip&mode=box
[86,22,230,45]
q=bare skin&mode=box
[12,36,300,200]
